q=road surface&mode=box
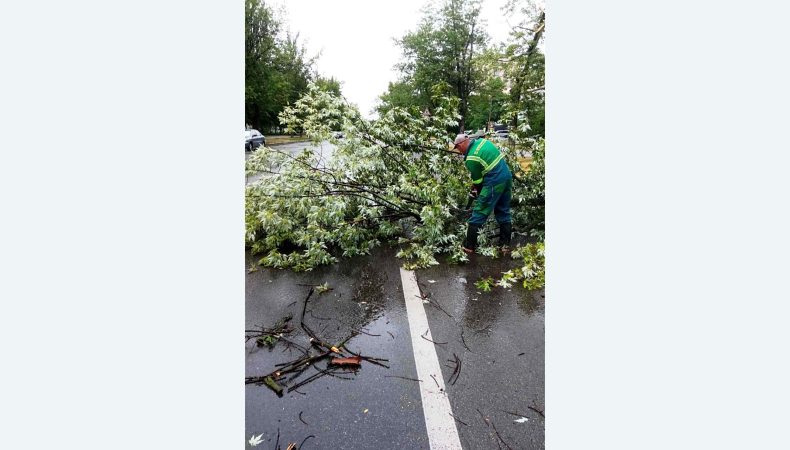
[246,246,544,449]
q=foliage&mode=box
[249,434,264,447]
[316,282,331,294]
[506,242,545,289]
[315,76,343,97]
[512,137,544,240]
[245,84,545,272]
[255,334,278,349]
[501,0,545,137]
[474,277,495,292]
[245,0,337,133]
[379,0,488,130]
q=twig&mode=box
[354,328,381,337]
[500,410,529,418]
[383,375,422,383]
[308,310,332,321]
[421,335,447,345]
[446,353,462,385]
[387,331,395,339]
[298,411,308,425]
[460,329,472,353]
[426,297,453,318]
[449,413,469,427]
[528,405,545,417]
[274,428,280,450]
[288,370,328,392]
[344,347,391,368]
[298,435,315,449]
[491,422,514,450]
[429,374,441,389]
[420,329,448,345]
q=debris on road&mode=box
[315,282,332,294]
[383,375,422,383]
[245,315,294,350]
[491,421,514,450]
[329,356,362,367]
[445,353,462,385]
[514,417,529,423]
[246,288,389,397]
[248,433,264,447]
[449,412,469,427]
[420,329,447,345]
[528,405,545,418]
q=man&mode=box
[452,133,513,254]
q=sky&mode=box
[268,0,522,119]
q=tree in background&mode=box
[245,0,339,133]
[245,0,279,131]
[501,0,545,137]
[315,76,343,97]
[379,0,487,131]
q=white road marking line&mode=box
[399,268,462,450]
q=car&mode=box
[245,129,266,151]
[493,129,509,140]
[331,131,345,139]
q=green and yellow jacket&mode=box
[463,138,512,186]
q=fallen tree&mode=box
[245,84,544,281]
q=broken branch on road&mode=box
[246,288,389,396]
[445,353,462,385]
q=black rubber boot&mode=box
[463,224,481,253]
[499,222,512,247]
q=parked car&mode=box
[245,129,266,151]
[493,129,509,140]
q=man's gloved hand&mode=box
[469,184,483,198]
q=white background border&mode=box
[2,0,790,448]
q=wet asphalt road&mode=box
[246,246,544,449]
[245,141,335,185]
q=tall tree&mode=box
[245,0,279,130]
[388,0,488,131]
[502,0,545,137]
[245,0,332,133]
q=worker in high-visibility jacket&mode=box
[451,134,513,254]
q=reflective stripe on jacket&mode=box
[464,138,512,186]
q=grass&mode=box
[266,135,311,146]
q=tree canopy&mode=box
[245,0,341,133]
